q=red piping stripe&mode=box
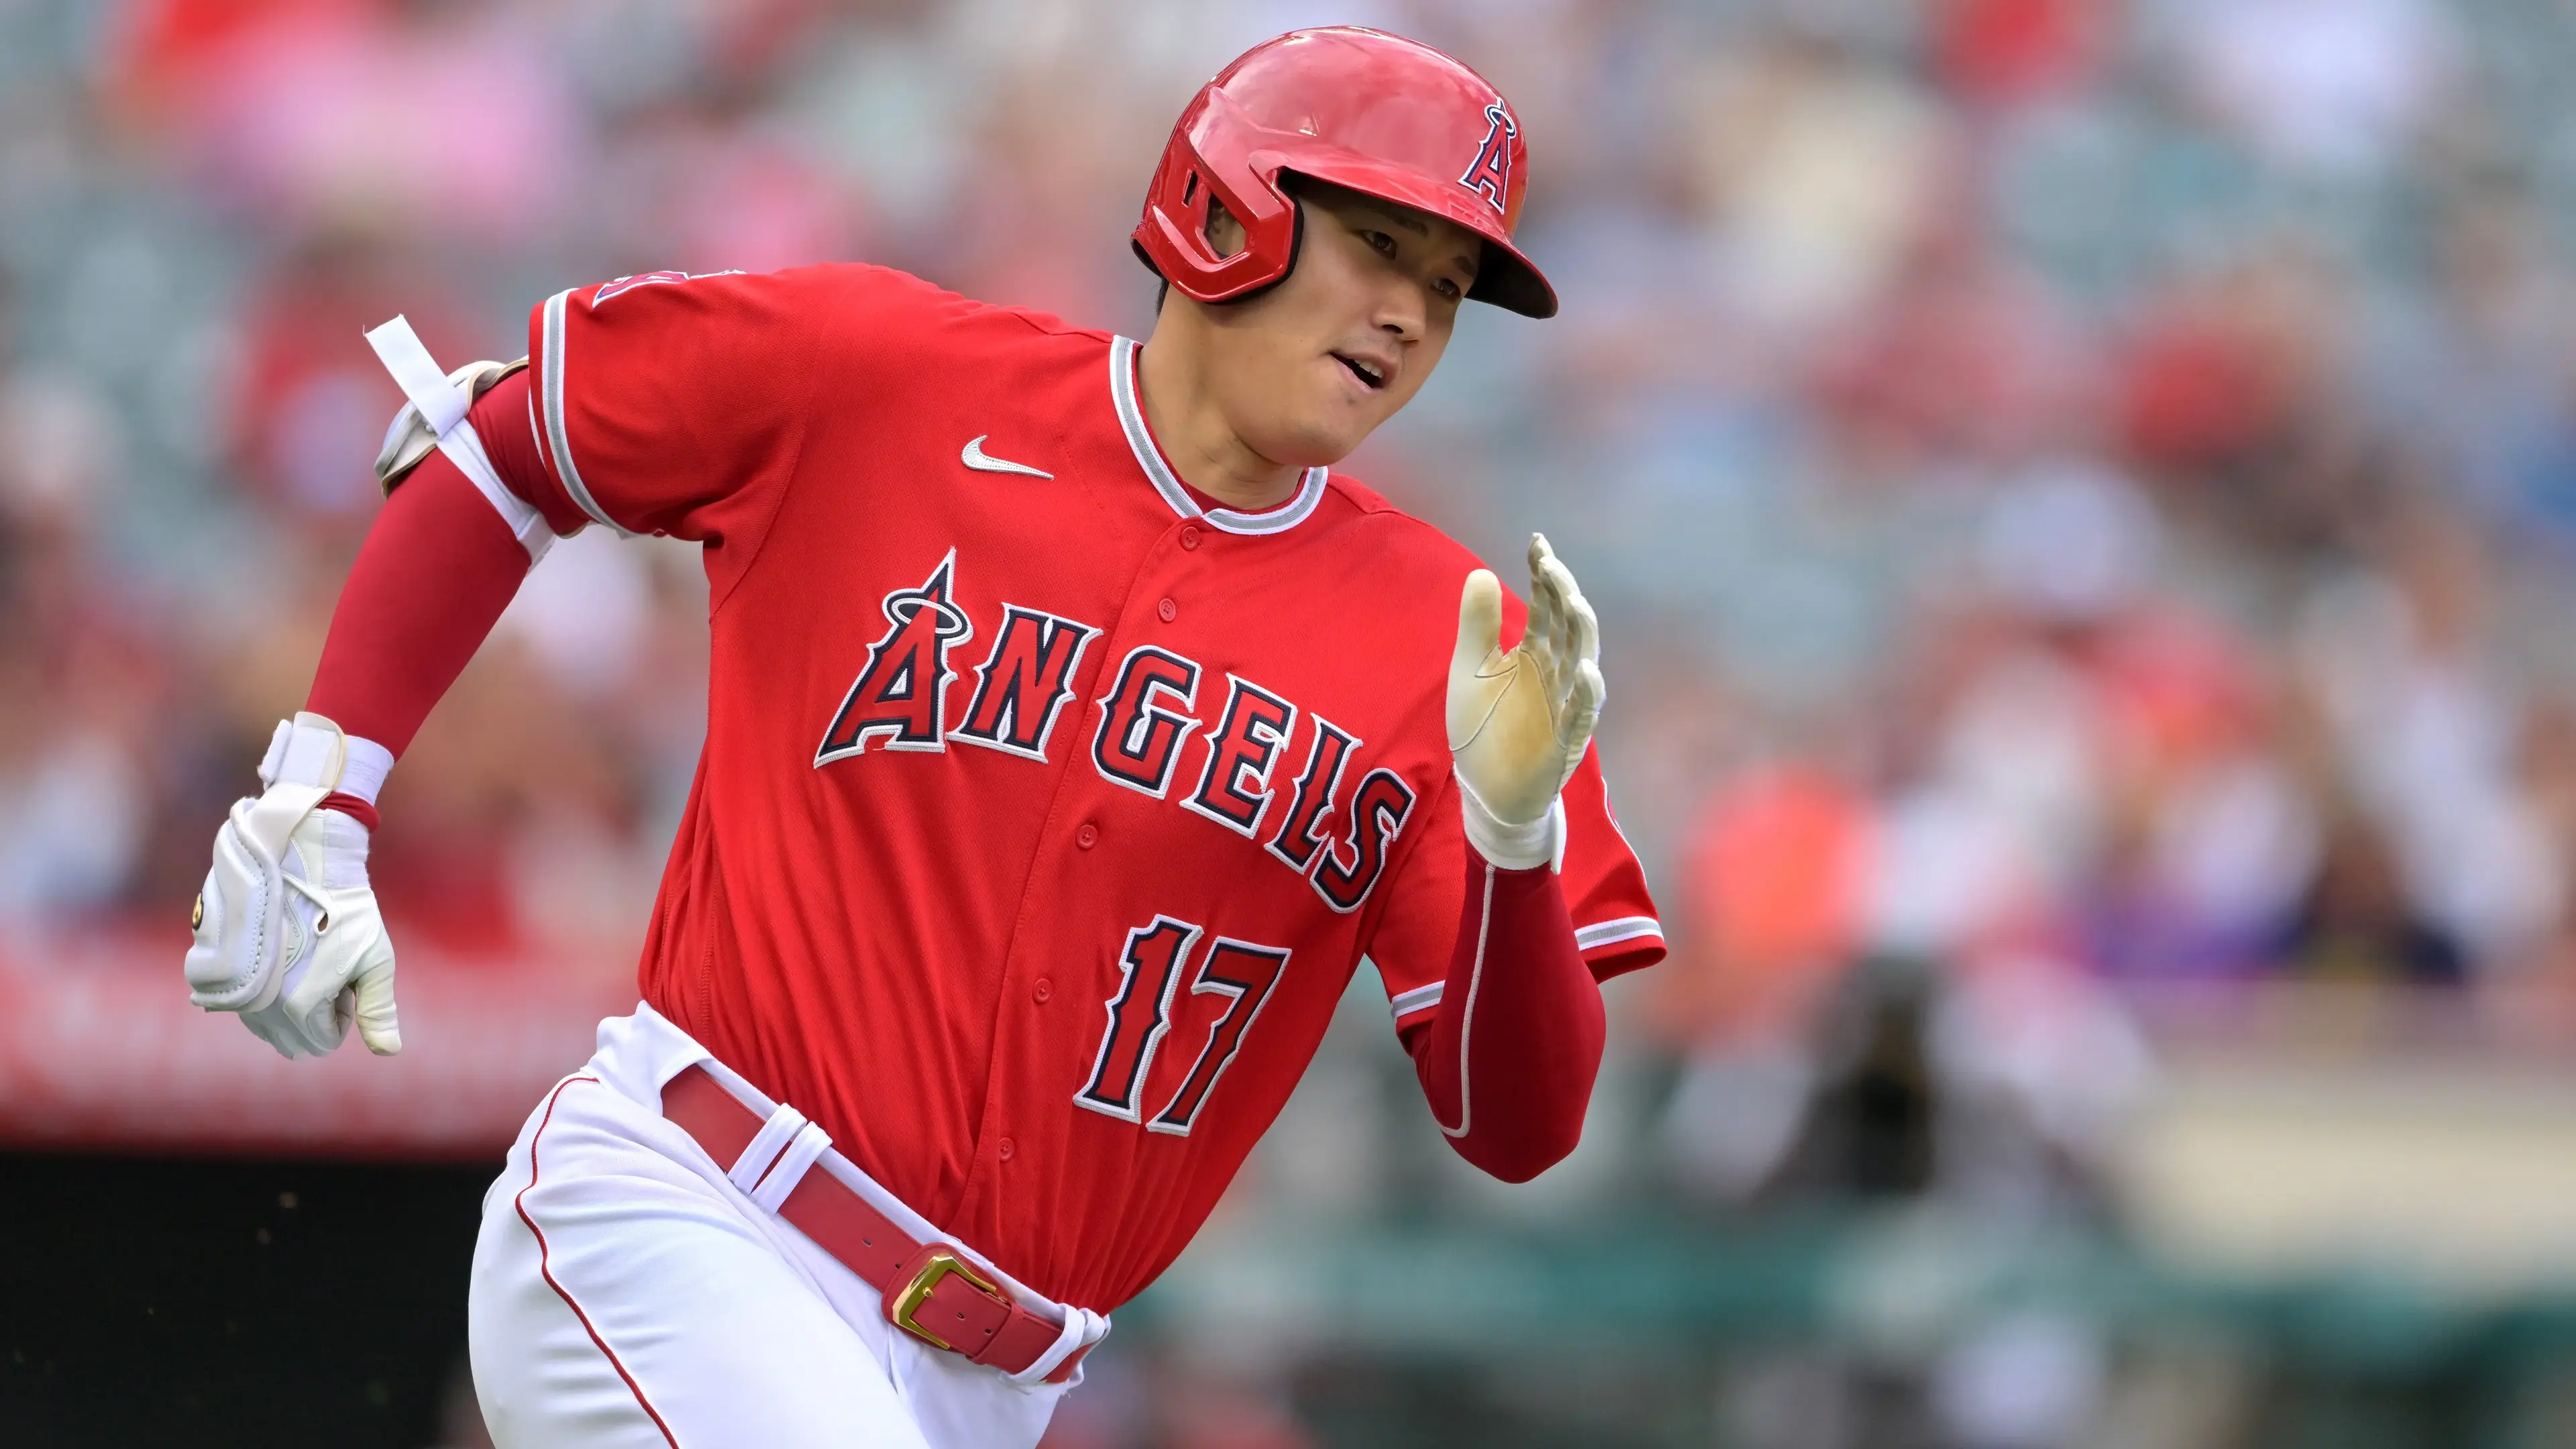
[514,1075,681,1449]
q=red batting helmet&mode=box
[1132,28,1557,319]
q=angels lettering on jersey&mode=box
[816,551,1415,914]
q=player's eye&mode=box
[1362,229,1397,257]
[1432,276,1462,301]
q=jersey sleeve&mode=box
[1366,740,1664,1038]
[522,266,904,599]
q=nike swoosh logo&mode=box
[961,436,1053,478]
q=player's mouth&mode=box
[1331,351,1391,392]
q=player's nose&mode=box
[1373,277,1428,345]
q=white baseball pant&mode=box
[467,1004,1107,1448]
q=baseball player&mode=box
[182,28,1660,1448]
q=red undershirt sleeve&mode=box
[1400,851,1608,1183]
[303,376,549,759]
[474,366,590,537]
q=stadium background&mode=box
[9,0,2576,1445]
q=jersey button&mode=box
[998,1137,1016,1162]
[1032,977,1053,1004]
[1158,596,1177,622]
[1075,822,1099,850]
[1180,525,1201,550]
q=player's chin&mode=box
[1271,391,1395,467]
[1263,414,1372,471]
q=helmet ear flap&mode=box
[1134,142,1305,307]
[1220,180,1301,309]
[1133,198,1305,311]
[1135,87,1302,304]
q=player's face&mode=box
[1203,181,1479,467]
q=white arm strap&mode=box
[364,315,554,564]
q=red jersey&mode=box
[515,264,1662,1309]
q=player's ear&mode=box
[1205,196,1246,260]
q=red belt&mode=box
[660,1065,1089,1383]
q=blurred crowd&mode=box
[11,0,2576,1442]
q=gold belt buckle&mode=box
[890,1248,1007,1352]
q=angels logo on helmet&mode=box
[1458,102,1518,213]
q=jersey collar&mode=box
[1109,337,1328,537]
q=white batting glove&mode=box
[184,712,402,1059]
[1447,533,1604,871]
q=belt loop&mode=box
[749,1122,832,1212]
[727,1102,810,1195]
[1008,1305,1109,1387]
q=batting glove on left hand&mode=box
[1448,533,1604,871]
[183,712,402,1059]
